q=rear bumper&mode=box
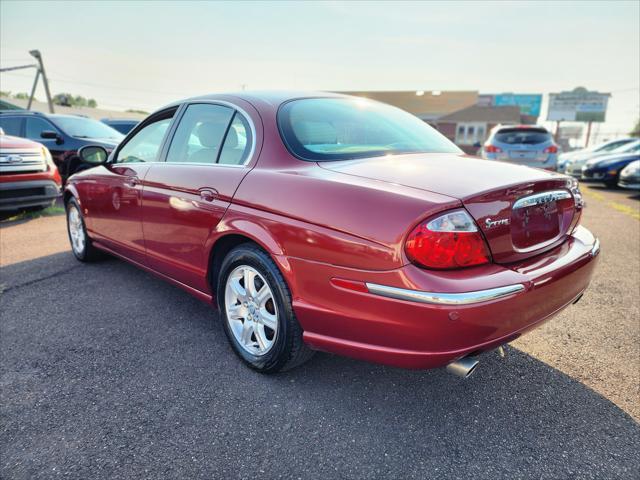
[0,179,61,211]
[287,226,599,369]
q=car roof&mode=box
[0,110,94,121]
[158,90,351,111]
[591,152,640,163]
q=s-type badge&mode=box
[485,217,510,229]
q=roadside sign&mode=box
[493,94,542,117]
[547,87,610,122]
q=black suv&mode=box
[0,111,124,181]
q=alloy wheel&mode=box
[224,265,278,356]
[67,205,86,256]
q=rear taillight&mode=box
[405,210,491,269]
[543,145,558,154]
[484,145,502,153]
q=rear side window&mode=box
[0,117,22,136]
[167,104,235,164]
[494,129,551,145]
[218,113,252,165]
[278,98,460,161]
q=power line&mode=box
[0,69,185,97]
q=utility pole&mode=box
[29,50,54,113]
[554,120,561,143]
[585,121,593,147]
[0,50,54,113]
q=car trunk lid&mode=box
[318,153,580,264]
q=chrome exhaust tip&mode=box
[446,357,479,378]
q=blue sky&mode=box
[1,1,638,135]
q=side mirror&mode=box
[78,145,108,165]
[41,130,63,144]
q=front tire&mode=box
[217,243,314,373]
[66,197,103,262]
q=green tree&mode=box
[631,119,640,138]
[52,93,98,108]
[13,92,30,100]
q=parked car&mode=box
[557,137,635,173]
[481,125,559,171]
[581,153,640,187]
[101,118,139,135]
[618,160,640,190]
[565,139,640,179]
[64,92,598,376]
[0,131,61,211]
[0,110,123,182]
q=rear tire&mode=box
[217,243,314,373]
[65,197,103,262]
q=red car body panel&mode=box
[65,91,599,369]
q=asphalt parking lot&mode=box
[1,185,639,479]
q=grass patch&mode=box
[1,205,65,223]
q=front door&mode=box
[24,116,66,167]
[87,113,174,264]
[141,103,254,291]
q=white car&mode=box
[618,160,640,190]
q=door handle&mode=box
[125,176,139,187]
[199,188,218,202]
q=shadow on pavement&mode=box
[1,252,639,479]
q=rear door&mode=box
[141,101,255,291]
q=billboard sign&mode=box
[493,93,542,117]
[547,88,610,122]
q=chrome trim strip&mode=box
[590,238,600,257]
[512,190,572,210]
[365,283,526,306]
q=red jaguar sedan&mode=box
[64,92,599,376]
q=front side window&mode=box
[26,117,56,139]
[166,104,235,164]
[278,98,460,161]
[116,118,172,163]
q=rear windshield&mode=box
[494,129,551,145]
[278,98,460,161]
